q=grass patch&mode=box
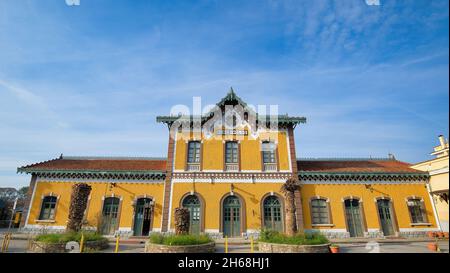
[258,230,329,245]
[149,233,213,246]
[35,232,107,244]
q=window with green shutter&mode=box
[262,141,276,163]
[39,196,57,220]
[187,141,201,163]
[225,141,239,163]
[311,198,329,224]
[407,199,426,223]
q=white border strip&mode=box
[24,179,38,226]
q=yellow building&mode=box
[18,89,438,238]
[411,135,449,232]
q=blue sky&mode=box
[0,0,448,188]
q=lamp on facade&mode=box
[109,182,117,191]
[230,184,234,195]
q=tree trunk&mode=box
[66,183,92,233]
[285,190,298,236]
[174,207,190,235]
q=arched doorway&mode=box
[222,195,241,237]
[182,195,201,235]
[377,199,395,236]
[133,198,153,236]
[263,195,283,232]
[344,199,364,237]
[101,197,120,235]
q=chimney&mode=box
[438,135,446,148]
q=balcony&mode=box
[263,163,277,172]
[225,163,239,172]
[186,163,200,172]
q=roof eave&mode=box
[17,168,165,176]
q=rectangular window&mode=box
[407,199,426,223]
[262,141,276,163]
[187,141,201,163]
[311,199,329,224]
[225,141,239,163]
[39,196,57,220]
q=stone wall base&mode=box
[31,239,109,253]
[258,242,331,253]
[145,242,215,253]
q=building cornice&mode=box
[298,171,429,182]
[17,168,166,180]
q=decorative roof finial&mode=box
[229,87,236,98]
[59,153,63,159]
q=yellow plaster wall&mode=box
[202,139,224,170]
[301,183,437,230]
[173,129,291,172]
[170,182,285,231]
[28,181,165,230]
[170,182,437,232]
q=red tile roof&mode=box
[297,159,424,173]
[18,157,167,172]
[18,157,423,175]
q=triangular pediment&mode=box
[215,87,249,108]
[156,87,306,129]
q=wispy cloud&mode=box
[0,79,47,109]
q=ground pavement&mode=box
[1,230,448,253]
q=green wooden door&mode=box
[377,199,395,236]
[345,199,364,237]
[223,196,241,237]
[133,198,152,236]
[263,196,283,232]
[102,197,120,235]
[182,195,201,235]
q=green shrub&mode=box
[259,229,329,245]
[35,232,106,244]
[149,233,213,246]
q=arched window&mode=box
[310,198,330,225]
[222,195,242,237]
[133,198,153,236]
[407,198,428,223]
[182,195,202,234]
[39,196,57,220]
[344,198,364,237]
[263,195,283,232]
[101,197,121,235]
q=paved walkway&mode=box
[338,241,449,253]
[2,231,448,253]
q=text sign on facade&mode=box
[215,129,248,136]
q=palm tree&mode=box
[174,207,190,235]
[281,177,301,236]
[66,183,92,232]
